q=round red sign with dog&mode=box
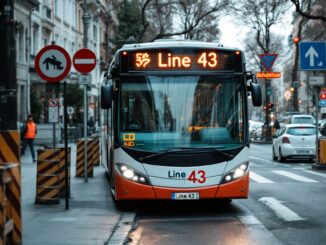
[35,45,71,83]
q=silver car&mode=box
[272,124,317,162]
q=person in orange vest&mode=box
[21,114,37,162]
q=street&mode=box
[125,143,326,245]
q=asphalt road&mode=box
[125,143,326,245]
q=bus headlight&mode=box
[221,162,249,184]
[116,163,150,185]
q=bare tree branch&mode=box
[291,0,326,21]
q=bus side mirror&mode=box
[250,83,262,107]
[101,85,113,109]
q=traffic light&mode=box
[293,36,300,43]
[267,102,274,110]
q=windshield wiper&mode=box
[139,147,234,162]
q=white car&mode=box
[249,121,263,139]
[272,124,317,162]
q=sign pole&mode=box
[64,81,69,209]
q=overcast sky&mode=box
[219,11,294,51]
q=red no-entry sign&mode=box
[35,45,71,83]
[73,49,96,74]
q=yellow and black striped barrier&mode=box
[0,131,22,245]
[35,149,61,205]
[58,147,71,198]
[76,139,94,177]
[0,164,21,245]
[92,137,100,166]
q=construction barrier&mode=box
[76,139,94,177]
[319,138,326,164]
[0,164,21,245]
[0,131,22,244]
[35,149,61,204]
[58,147,71,198]
[92,137,100,166]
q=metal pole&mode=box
[315,87,319,164]
[64,81,69,209]
[82,0,91,183]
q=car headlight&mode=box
[221,162,249,184]
[115,163,150,185]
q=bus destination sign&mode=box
[120,49,242,72]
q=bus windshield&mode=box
[118,75,246,152]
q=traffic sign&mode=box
[320,92,326,100]
[73,48,96,74]
[256,72,281,79]
[258,54,278,71]
[35,45,71,82]
[67,106,75,115]
[78,74,91,85]
[299,41,326,70]
[48,98,59,107]
[319,100,326,107]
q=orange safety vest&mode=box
[25,122,37,139]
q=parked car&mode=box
[283,114,316,125]
[272,124,318,162]
[249,121,263,139]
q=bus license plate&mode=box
[172,192,199,200]
[297,150,310,154]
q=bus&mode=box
[100,40,262,203]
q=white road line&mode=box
[273,170,318,183]
[250,172,274,183]
[259,197,306,222]
[250,156,274,164]
[303,170,326,178]
[75,58,95,64]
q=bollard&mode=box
[35,149,61,205]
[76,139,94,177]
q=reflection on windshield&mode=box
[119,75,245,152]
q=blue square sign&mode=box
[299,42,326,70]
[319,100,326,107]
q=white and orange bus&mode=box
[100,40,262,204]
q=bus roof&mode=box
[119,40,240,52]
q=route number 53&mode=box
[188,170,206,183]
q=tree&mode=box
[290,0,326,22]
[114,0,229,46]
[113,0,143,49]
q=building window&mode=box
[93,25,97,42]
[32,24,39,55]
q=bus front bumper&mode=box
[114,171,249,200]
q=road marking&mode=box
[273,170,318,182]
[259,197,306,222]
[107,212,136,245]
[250,172,274,183]
[250,156,274,164]
[303,170,326,178]
[50,217,76,222]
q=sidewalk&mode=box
[20,143,127,245]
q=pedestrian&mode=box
[274,119,280,129]
[21,114,37,162]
